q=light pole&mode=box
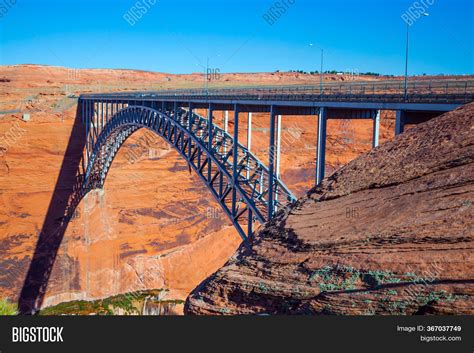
[196,54,221,96]
[206,57,210,94]
[310,43,324,94]
[404,13,429,101]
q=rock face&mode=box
[185,104,474,315]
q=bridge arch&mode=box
[82,104,295,240]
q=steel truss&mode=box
[81,101,296,241]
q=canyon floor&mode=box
[1,65,464,314]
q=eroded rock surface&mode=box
[185,104,474,315]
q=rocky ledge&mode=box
[185,103,474,315]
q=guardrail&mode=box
[158,79,474,96]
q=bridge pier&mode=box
[395,110,406,136]
[373,109,381,148]
[316,107,327,186]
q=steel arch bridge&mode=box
[81,103,296,241]
[18,80,472,314]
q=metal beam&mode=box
[316,107,327,186]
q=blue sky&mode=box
[0,0,472,75]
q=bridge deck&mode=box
[81,78,474,112]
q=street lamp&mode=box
[404,12,429,101]
[310,43,324,94]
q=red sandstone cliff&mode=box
[185,103,474,315]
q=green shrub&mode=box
[0,298,18,315]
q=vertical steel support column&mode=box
[188,102,193,130]
[316,107,327,186]
[247,112,252,151]
[173,102,178,135]
[395,110,406,136]
[276,114,282,178]
[97,101,100,133]
[224,110,229,133]
[207,103,213,182]
[274,114,282,209]
[246,112,252,180]
[79,99,86,181]
[219,173,224,199]
[94,101,98,136]
[168,102,172,138]
[80,98,84,125]
[373,110,381,148]
[105,101,109,126]
[248,209,253,239]
[93,100,97,148]
[232,105,239,217]
[188,102,193,159]
[224,110,229,155]
[91,101,96,144]
[268,106,277,220]
[86,100,91,165]
[101,101,104,135]
[96,101,99,138]
[97,101,100,139]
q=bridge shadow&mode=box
[18,104,87,314]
